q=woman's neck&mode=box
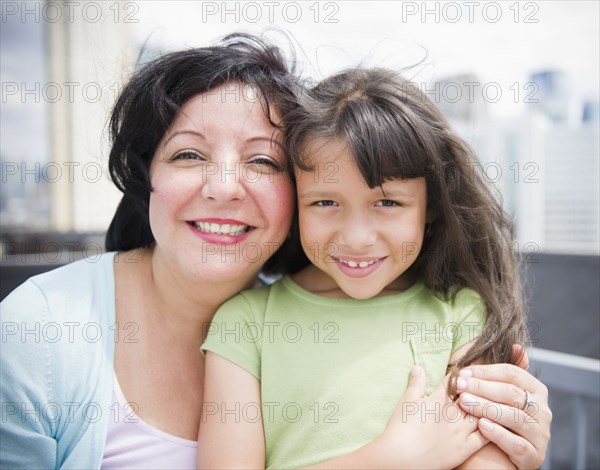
[131,247,257,344]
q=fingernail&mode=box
[459,368,473,378]
[480,418,494,431]
[411,366,422,377]
[460,393,476,403]
[456,377,467,391]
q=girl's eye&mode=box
[247,155,283,171]
[314,200,337,207]
[172,150,205,161]
[377,199,400,207]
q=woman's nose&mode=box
[200,161,247,202]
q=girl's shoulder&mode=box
[451,286,484,306]
[447,286,487,325]
[213,278,280,324]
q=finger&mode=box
[460,363,547,398]
[456,376,534,409]
[457,392,547,450]
[464,428,490,456]
[478,418,541,469]
[403,366,427,401]
[511,344,530,371]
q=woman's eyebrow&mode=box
[245,136,284,152]
[163,130,206,146]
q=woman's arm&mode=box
[198,352,266,469]
[456,346,552,469]
[449,343,517,470]
[1,281,58,467]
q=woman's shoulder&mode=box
[29,250,116,288]
[1,251,117,324]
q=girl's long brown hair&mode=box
[285,68,528,391]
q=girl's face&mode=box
[296,137,428,299]
[149,82,295,284]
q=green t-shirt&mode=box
[202,276,486,469]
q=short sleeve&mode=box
[450,288,487,354]
[0,280,58,467]
[201,288,270,380]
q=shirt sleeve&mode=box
[1,280,58,468]
[201,288,269,381]
[450,288,488,354]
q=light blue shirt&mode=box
[1,252,117,469]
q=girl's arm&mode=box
[198,352,265,469]
[303,365,488,470]
[198,353,487,470]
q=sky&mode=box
[1,0,599,166]
[131,1,599,115]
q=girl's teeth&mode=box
[194,222,249,236]
[339,258,379,268]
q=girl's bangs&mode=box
[339,98,432,187]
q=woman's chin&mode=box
[185,254,262,286]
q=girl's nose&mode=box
[338,212,377,250]
[200,161,246,202]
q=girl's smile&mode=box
[295,137,428,299]
[330,256,387,278]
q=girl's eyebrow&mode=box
[378,188,418,199]
[298,190,338,199]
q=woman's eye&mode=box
[314,200,337,207]
[377,199,400,207]
[247,155,283,171]
[172,150,205,161]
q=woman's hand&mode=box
[456,346,552,469]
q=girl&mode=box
[199,67,543,469]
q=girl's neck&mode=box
[292,264,418,299]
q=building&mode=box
[46,4,135,232]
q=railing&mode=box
[529,348,600,469]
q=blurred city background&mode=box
[1,1,598,468]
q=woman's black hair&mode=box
[105,33,304,274]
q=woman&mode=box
[0,34,550,469]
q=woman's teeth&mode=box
[193,222,249,236]
[338,258,380,268]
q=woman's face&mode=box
[149,82,295,284]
